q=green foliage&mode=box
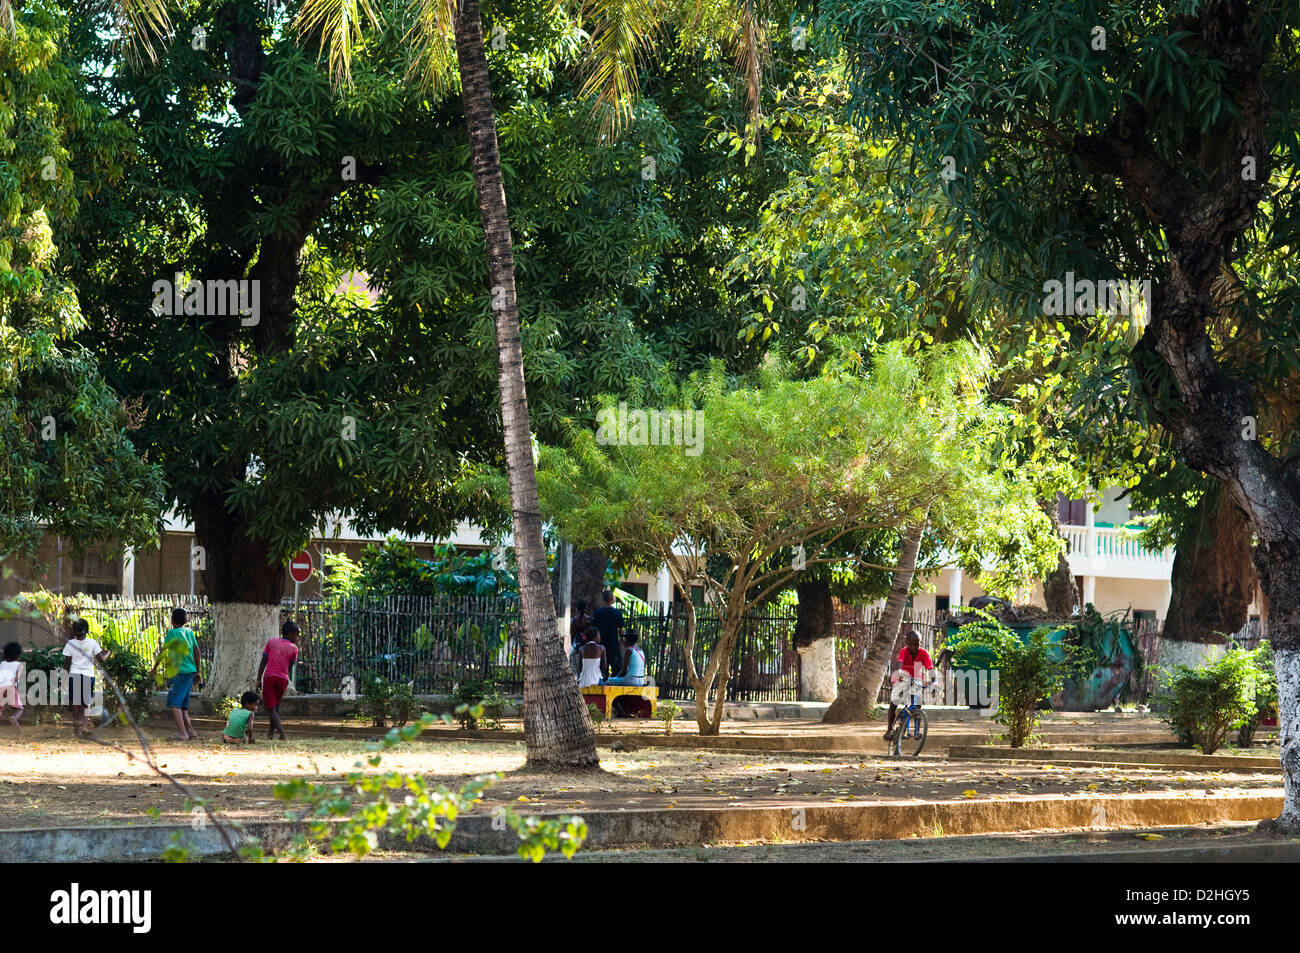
[945,614,1084,748]
[452,678,505,730]
[586,703,606,731]
[1156,650,1261,755]
[326,539,517,601]
[0,2,164,567]
[1236,642,1276,748]
[656,699,683,734]
[101,649,154,721]
[262,717,586,863]
[359,672,423,728]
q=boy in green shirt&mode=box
[222,691,260,745]
[148,607,202,741]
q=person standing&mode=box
[149,607,201,741]
[0,642,24,730]
[257,621,299,740]
[63,618,108,738]
[591,589,624,676]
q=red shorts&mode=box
[262,675,289,709]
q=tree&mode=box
[0,1,163,570]
[540,343,1045,733]
[823,0,1300,826]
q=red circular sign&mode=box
[288,550,313,584]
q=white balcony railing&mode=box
[1062,525,1173,579]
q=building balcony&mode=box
[1062,525,1173,581]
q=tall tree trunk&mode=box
[194,492,284,700]
[793,578,837,701]
[1160,483,1256,670]
[822,523,925,723]
[1040,499,1078,617]
[453,0,597,768]
[571,547,607,613]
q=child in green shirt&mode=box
[222,691,260,745]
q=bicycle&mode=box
[885,671,932,757]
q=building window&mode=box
[619,581,649,602]
[935,596,950,614]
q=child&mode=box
[256,621,299,740]
[0,642,24,730]
[148,607,201,741]
[62,618,108,738]
[222,691,260,745]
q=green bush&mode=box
[101,650,154,721]
[359,673,425,728]
[1156,648,1260,754]
[944,615,1084,748]
[452,677,504,729]
[360,673,395,728]
[1236,641,1276,747]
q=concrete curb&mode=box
[947,746,1280,772]
[3,792,1280,862]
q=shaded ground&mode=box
[0,724,1282,831]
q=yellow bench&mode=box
[582,683,658,718]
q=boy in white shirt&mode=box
[62,619,107,738]
[0,642,23,730]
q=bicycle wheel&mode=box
[887,712,905,756]
[904,708,928,757]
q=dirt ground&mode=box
[0,721,1282,831]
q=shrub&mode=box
[101,650,154,721]
[945,615,1084,748]
[213,696,240,720]
[360,672,395,728]
[1236,641,1276,748]
[1156,648,1260,754]
[452,677,499,729]
[388,680,424,728]
[656,699,683,735]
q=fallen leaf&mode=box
[1137,833,1165,841]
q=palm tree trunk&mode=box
[453,0,597,767]
[822,522,926,723]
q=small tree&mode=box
[945,615,1082,748]
[541,343,1039,734]
[1156,650,1261,755]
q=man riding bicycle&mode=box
[884,629,940,739]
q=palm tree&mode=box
[294,0,600,766]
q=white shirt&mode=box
[62,637,103,676]
[0,659,19,688]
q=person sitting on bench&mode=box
[605,631,647,687]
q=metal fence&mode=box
[285,595,521,695]
[51,594,799,701]
[623,603,800,702]
[833,606,947,701]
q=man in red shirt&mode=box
[885,629,935,739]
[257,621,300,740]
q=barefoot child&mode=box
[222,691,260,745]
[62,619,107,738]
[0,642,23,730]
[257,621,299,741]
[149,607,201,741]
